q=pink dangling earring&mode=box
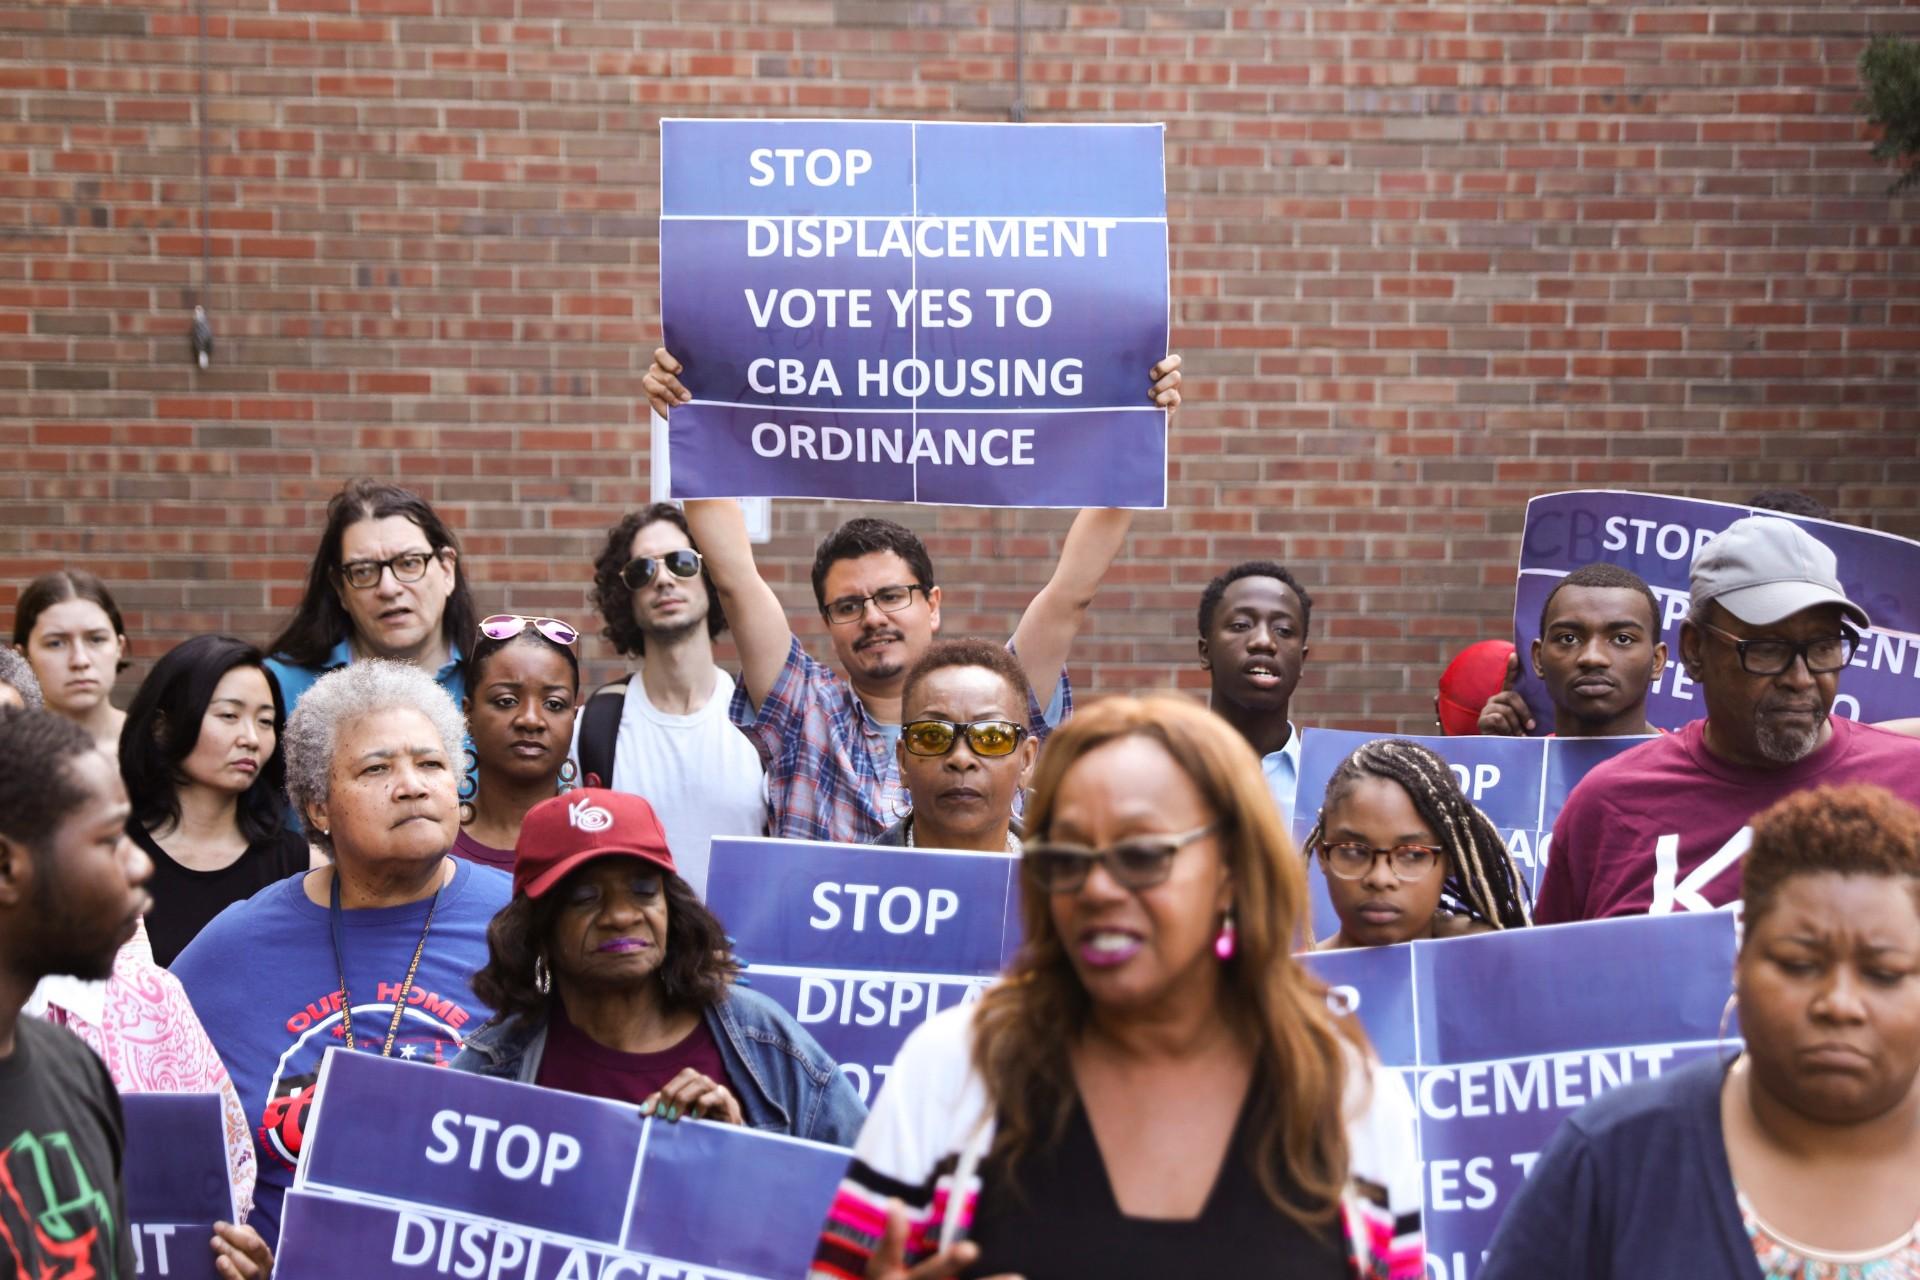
[1214,909,1236,962]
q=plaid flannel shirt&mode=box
[731,635,1071,845]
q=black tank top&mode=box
[963,1087,1348,1280]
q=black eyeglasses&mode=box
[1023,823,1219,894]
[620,549,703,591]
[902,718,1026,759]
[337,550,440,591]
[1697,621,1858,676]
[822,584,927,627]
[1319,842,1443,883]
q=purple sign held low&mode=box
[704,836,1022,1105]
[1514,490,1920,734]
[1304,910,1738,1280]
[278,1050,847,1280]
[659,118,1171,508]
[122,1093,234,1280]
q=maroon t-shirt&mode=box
[1537,716,1920,923]
[451,828,515,874]
[533,1001,733,1108]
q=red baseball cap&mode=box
[1435,640,1515,736]
[512,788,676,900]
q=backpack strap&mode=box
[578,675,633,790]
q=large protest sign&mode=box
[1288,728,1645,940]
[660,119,1171,508]
[122,1093,234,1280]
[1514,490,1920,733]
[1307,910,1738,1280]
[276,1050,847,1280]
[704,835,1020,1102]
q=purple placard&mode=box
[122,1093,233,1280]
[660,118,1169,508]
[1514,490,1920,733]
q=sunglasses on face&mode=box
[337,549,439,591]
[479,614,580,646]
[902,718,1026,759]
[619,548,704,591]
[1023,822,1220,894]
[1319,842,1443,882]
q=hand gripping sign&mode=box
[659,118,1172,508]
[276,1050,849,1280]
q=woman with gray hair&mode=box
[173,660,511,1247]
[0,646,43,710]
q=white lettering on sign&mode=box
[1601,516,1720,563]
[1426,1157,1498,1212]
[1325,984,1361,1017]
[131,1224,178,1276]
[807,883,960,934]
[750,422,1038,469]
[1417,1047,1675,1121]
[423,1111,582,1187]
[796,975,986,1029]
[745,216,1117,260]
[747,147,873,187]
[1446,762,1501,800]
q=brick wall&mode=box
[4,0,1917,731]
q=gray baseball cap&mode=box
[1689,515,1871,630]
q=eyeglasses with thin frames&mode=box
[822,584,927,627]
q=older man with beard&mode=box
[1536,516,1920,923]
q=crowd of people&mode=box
[4,354,1920,1277]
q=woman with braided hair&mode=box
[1303,739,1532,949]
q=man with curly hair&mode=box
[574,503,766,890]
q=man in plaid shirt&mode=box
[646,349,1184,845]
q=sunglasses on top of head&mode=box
[479,615,580,646]
[619,548,704,591]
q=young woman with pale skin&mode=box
[12,569,130,752]
[119,635,311,965]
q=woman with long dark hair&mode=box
[452,788,865,1144]
[119,634,310,965]
[11,568,131,751]
[810,695,1422,1280]
[264,478,478,714]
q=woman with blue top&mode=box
[172,660,511,1245]
[452,788,866,1146]
[1481,783,1920,1279]
[264,478,478,714]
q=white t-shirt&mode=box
[569,669,768,896]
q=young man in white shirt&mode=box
[575,503,767,893]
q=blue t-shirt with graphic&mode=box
[170,856,510,1244]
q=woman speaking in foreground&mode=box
[1480,783,1920,1279]
[809,694,1422,1280]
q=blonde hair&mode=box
[969,694,1369,1225]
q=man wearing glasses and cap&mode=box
[1536,516,1920,923]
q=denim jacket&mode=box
[451,985,868,1148]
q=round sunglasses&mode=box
[479,614,580,646]
[620,548,704,591]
